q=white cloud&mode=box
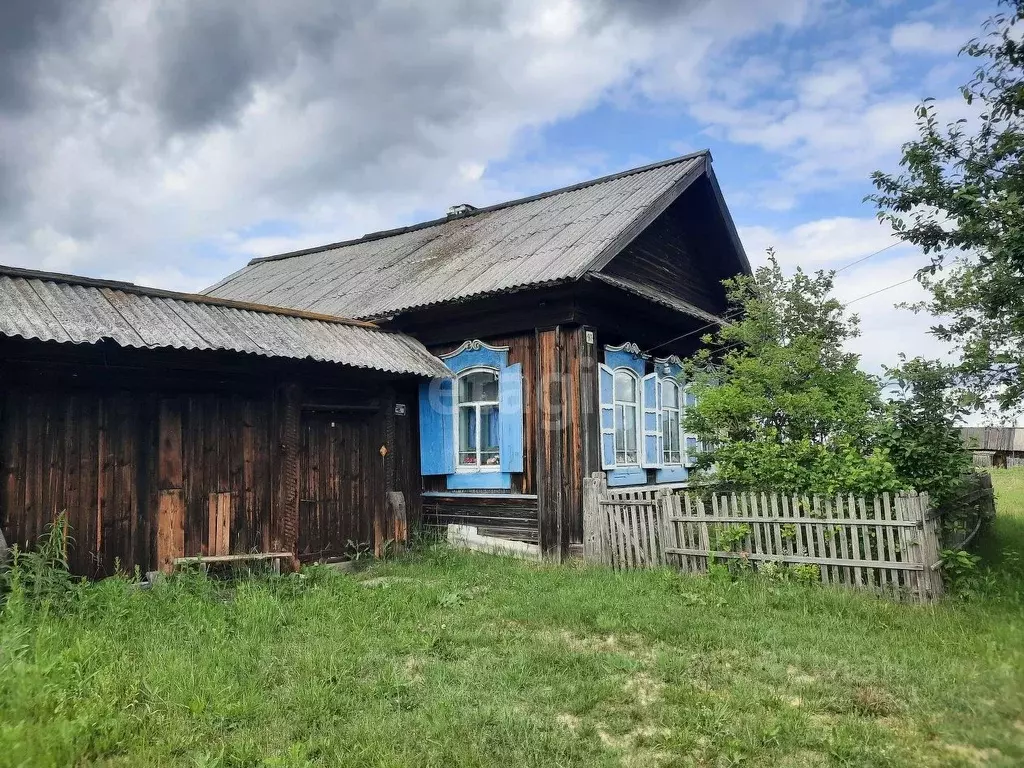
[741,216,908,269]
[744,217,957,376]
[890,21,972,55]
[664,3,981,209]
[0,0,820,288]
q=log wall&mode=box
[0,339,420,576]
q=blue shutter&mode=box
[599,363,615,470]
[499,363,524,473]
[641,372,661,469]
[656,378,664,466]
[419,379,454,475]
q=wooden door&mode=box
[297,411,382,561]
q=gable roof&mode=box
[206,151,741,320]
[0,264,450,378]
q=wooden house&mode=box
[961,427,1024,468]
[208,151,750,559]
[0,266,449,576]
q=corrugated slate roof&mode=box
[0,265,450,378]
[206,152,709,319]
[586,273,725,326]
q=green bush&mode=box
[685,253,971,505]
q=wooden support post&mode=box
[377,387,398,558]
[156,400,184,573]
[535,327,566,562]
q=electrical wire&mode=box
[834,242,900,273]
[843,276,918,306]
[644,245,913,354]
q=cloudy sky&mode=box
[0,0,989,380]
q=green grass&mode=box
[2,476,1024,767]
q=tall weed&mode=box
[0,512,81,615]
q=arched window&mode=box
[662,379,682,465]
[613,369,639,465]
[455,368,500,470]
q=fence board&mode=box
[882,493,899,590]
[838,494,852,585]
[582,476,954,602]
[813,495,831,585]
[852,496,866,587]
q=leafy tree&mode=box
[879,357,973,508]
[870,0,1024,413]
[684,254,902,496]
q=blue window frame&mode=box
[418,340,523,490]
[455,367,501,471]
[654,356,700,483]
[600,343,652,487]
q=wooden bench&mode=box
[172,552,294,575]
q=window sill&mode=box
[656,465,688,484]
[446,471,512,491]
[606,465,648,487]
[455,466,502,474]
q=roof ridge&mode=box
[0,263,380,329]
[247,150,712,266]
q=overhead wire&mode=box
[695,274,923,360]
[842,276,918,306]
[645,242,913,355]
[834,242,900,273]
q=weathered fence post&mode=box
[583,473,601,564]
[656,491,676,568]
[899,491,943,602]
[917,492,944,600]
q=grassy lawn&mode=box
[2,476,1023,767]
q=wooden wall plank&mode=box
[422,495,540,543]
[208,492,231,557]
[157,488,185,572]
[2,345,421,577]
[1,393,26,554]
[535,327,565,559]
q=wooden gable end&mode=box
[599,174,747,318]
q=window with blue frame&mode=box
[455,368,501,470]
[599,343,656,487]
[418,340,523,490]
[654,356,700,483]
[612,369,640,465]
[661,378,682,465]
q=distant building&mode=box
[961,427,1024,468]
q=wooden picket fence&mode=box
[582,473,946,602]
